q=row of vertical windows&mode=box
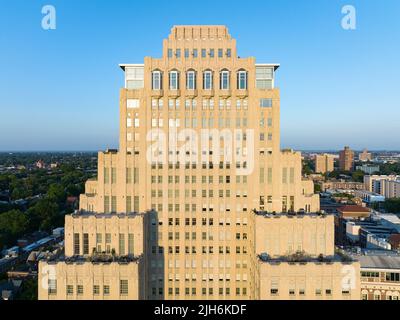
[104,195,139,213]
[62,281,128,296]
[152,70,247,90]
[164,287,246,296]
[73,233,135,255]
[167,48,232,59]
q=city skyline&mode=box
[1,0,400,151]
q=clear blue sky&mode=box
[0,0,399,151]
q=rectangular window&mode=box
[290,167,294,184]
[237,71,247,90]
[104,196,110,213]
[111,168,117,184]
[152,72,162,90]
[126,168,132,184]
[169,72,179,90]
[73,233,80,255]
[103,285,110,295]
[203,71,212,90]
[184,48,189,58]
[127,99,139,109]
[83,233,89,255]
[119,234,125,255]
[186,71,196,90]
[128,234,134,255]
[77,285,83,295]
[126,196,132,213]
[104,168,109,184]
[220,72,229,90]
[125,67,144,89]
[66,285,73,296]
[260,98,273,108]
[260,167,265,184]
[209,49,214,57]
[167,49,172,58]
[218,48,223,58]
[282,168,288,184]
[134,196,139,212]
[133,168,139,183]
[111,196,117,213]
[93,285,100,295]
[201,49,206,58]
[268,167,272,184]
[193,49,198,58]
[48,279,57,295]
[176,49,181,58]
[256,66,273,89]
[226,48,231,57]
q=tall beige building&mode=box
[315,154,335,174]
[39,26,360,300]
[339,146,355,171]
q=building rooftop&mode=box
[356,254,400,270]
[254,210,330,219]
[71,210,146,218]
[258,253,355,264]
[46,254,141,265]
[338,205,370,213]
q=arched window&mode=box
[203,70,213,90]
[186,70,196,90]
[237,70,247,90]
[169,70,179,90]
[152,70,162,90]
[220,69,230,90]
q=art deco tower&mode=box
[38,26,360,301]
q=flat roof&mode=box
[357,255,400,270]
[119,63,280,71]
[119,64,144,71]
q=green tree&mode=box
[352,170,365,183]
[27,198,60,232]
[383,198,400,214]
[0,209,29,249]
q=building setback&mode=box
[39,26,361,300]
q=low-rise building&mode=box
[321,180,364,191]
[356,164,380,175]
[357,254,400,300]
[354,190,385,204]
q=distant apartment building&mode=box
[315,154,334,174]
[364,175,400,199]
[321,179,364,192]
[355,164,380,175]
[339,147,354,171]
[358,149,372,162]
[358,255,400,300]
